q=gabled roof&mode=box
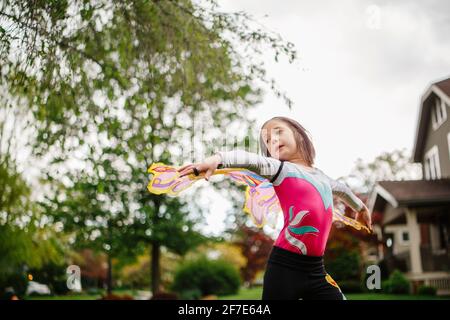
[369,179,450,211]
[435,78,450,97]
[412,77,450,162]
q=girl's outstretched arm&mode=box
[328,178,364,212]
[178,149,283,182]
[215,149,283,181]
[319,170,372,231]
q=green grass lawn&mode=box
[25,289,136,300]
[218,287,450,300]
[26,294,101,300]
[25,286,450,300]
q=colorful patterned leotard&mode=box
[215,150,364,257]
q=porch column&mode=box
[405,208,423,274]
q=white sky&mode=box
[200,0,450,236]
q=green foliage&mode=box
[171,257,241,297]
[382,270,410,294]
[0,224,65,283]
[1,0,297,292]
[178,288,202,300]
[0,144,66,295]
[0,270,28,298]
[325,250,361,282]
[338,280,364,293]
[417,285,437,296]
[28,262,71,295]
[345,148,422,193]
[0,160,30,218]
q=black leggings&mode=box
[262,246,346,300]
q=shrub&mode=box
[417,285,437,296]
[0,272,28,298]
[338,280,363,293]
[171,257,241,298]
[325,250,361,282]
[177,289,201,300]
[382,270,410,294]
[86,287,104,296]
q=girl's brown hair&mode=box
[259,116,316,166]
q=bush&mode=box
[177,289,201,300]
[28,262,70,295]
[0,272,28,298]
[382,270,410,294]
[325,250,361,282]
[86,287,104,296]
[417,285,437,296]
[338,280,363,293]
[171,257,241,298]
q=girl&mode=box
[177,116,372,300]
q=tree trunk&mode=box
[151,242,161,296]
[106,253,113,295]
[150,197,162,296]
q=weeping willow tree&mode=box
[0,108,65,295]
[1,0,297,295]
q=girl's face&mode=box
[261,120,299,161]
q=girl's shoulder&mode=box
[284,161,320,174]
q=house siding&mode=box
[422,93,450,178]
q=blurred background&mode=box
[0,0,449,300]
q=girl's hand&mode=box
[177,154,222,181]
[355,203,373,232]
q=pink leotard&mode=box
[216,150,364,257]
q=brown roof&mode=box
[435,77,450,97]
[378,179,450,206]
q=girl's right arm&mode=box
[215,149,283,181]
[178,149,283,182]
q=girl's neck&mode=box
[288,156,314,169]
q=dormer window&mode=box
[424,145,441,180]
[431,97,447,130]
[448,132,450,160]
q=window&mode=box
[430,221,448,254]
[424,145,441,180]
[448,132,450,160]
[401,231,409,244]
[431,97,447,130]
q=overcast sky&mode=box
[199,0,450,236]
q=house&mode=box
[368,77,450,295]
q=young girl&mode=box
[177,116,372,300]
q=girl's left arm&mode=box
[318,170,364,212]
[320,170,372,231]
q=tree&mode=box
[343,148,422,194]
[233,225,274,286]
[40,167,138,294]
[324,227,361,282]
[1,0,297,295]
[0,99,64,296]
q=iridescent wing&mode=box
[243,181,281,228]
[147,163,282,228]
[148,162,370,233]
[332,208,371,233]
[147,163,197,196]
